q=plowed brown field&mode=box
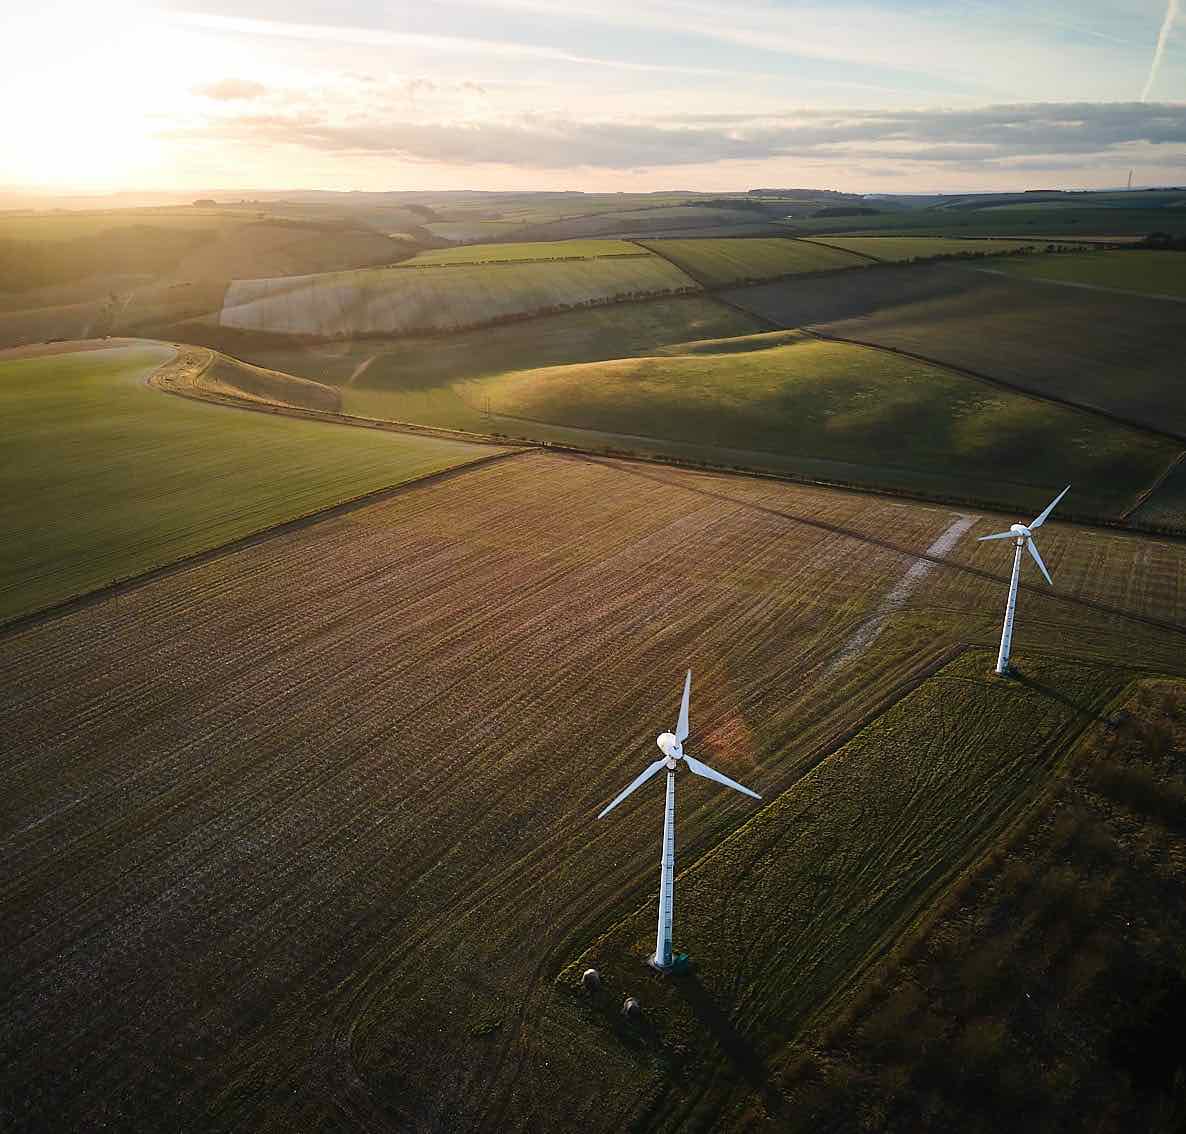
[3,452,1185,1132]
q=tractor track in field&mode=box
[1122,449,1186,522]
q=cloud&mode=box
[193,78,269,101]
[175,101,1186,172]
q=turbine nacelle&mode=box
[1010,523,1031,540]
[656,732,682,765]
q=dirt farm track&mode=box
[3,449,1186,1132]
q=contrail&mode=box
[1141,0,1181,101]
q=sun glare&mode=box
[1,2,206,188]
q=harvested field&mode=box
[556,652,1127,1129]
[0,343,500,621]
[217,255,699,338]
[2,451,1185,1132]
[724,263,1186,439]
[641,237,866,286]
[793,677,1186,1133]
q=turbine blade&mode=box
[597,758,667,819]
[977,530,1015,541]
[684,755,761,801]
[1029,485,1069,530]
[675,669,691,743]
[1027,538,1053,586]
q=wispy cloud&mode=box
[1141,0,1182,100]
[168,10,730,78]
[174,101,1186,171]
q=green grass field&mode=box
[641,237,866,286]
[410,330,1178,518]
[0,344,499,621]
[981,249,1186,298]
[803,236,1051,261]
[407,239,645,264]
[217,253,699,338]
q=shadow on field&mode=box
[671,972,784,1119]
[1009,668,1113,725]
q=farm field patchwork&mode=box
[724,263,1186,439]
[979,249,1186,299]
[333,328,1179,520]
[640,238,867,286]
[0,343,500,622]
[2,452,1185,1133]
[217,253,700,338]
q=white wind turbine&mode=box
[597,670,761,971]
[978,486,1069,675]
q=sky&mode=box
[2,0,1184,194]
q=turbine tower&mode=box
[977,486,1069,675]
[597,670,761,971]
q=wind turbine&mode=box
[597,670,761,971]
[977,486,1069,676]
